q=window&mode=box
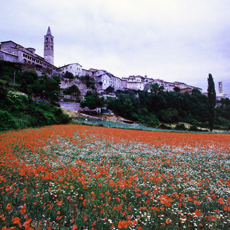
[51,38,53,42]
[46,37,48,42]
[46,46,48,49]
[51,46,53,50]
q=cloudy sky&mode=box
[1,0,230,95]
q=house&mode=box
[59,63,82,76]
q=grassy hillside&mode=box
[0,60,70,131]
[0,91,69,131]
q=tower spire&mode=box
[44,27,54,65]
[47,26,52,36]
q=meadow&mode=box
[0,124,230,229]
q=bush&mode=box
[0,110,18,131]
[146,115,160,128]
[159,124,171,130]
[199,121,209,128]
[190,119,199,126]
[175,123,187,130]
[189,125,199,131]
[214,125,223,130]
[0,86,8,100]
[63,72,74,79]
[158,108,179,123]
[51,101,60,107]
[138,114,160,128]
[105,86,114,93]
[0,94,70,131]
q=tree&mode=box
[159,85,165,93]
[80,75,95,89]
[63,72,74,79]
[158,108,179,123]
[150,83,159,94]
[105,86,114,93]
[192,88,201,95]
[80,91,104,111]
[63,85,81,100]
[33,73,61,103]
[18,70,39,95]
[207,73,216,131]
[0,85,8,100]
[173,86,180,92]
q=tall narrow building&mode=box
[218,82,223,94]
[44,26,54,65]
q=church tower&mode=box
[44,26,54,65]
[218,82,223,94]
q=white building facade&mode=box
[59,63,83,76]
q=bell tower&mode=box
[218,82,223,94]
[44,26,54,65]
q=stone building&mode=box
[44,27,54,65]
[216,81,228,100]
[0,26,205,96]
[59,63,82,76]
[122,75,145,90]
[83,68,122,91]
[0,27,57,72]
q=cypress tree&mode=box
[207,73,216,131]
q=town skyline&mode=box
[1,0,230,96]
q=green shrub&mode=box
[63,72,74,79]
[159,124,171,130]
[138,114,160,128]
[214,125,223,130]
[158,108,179,123]
[51,101,60,107]
[189,125,199,131]
[190,119,199,126]
[199,121,209,128]
[175,123,187,130]
[0,110,18,131]
[0,86,8,100]
[0,94,70,131]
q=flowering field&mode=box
[1,124,230,230]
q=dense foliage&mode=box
[80,75,96,89]
[63,71,75,79]
[17,70,61,103]
[107,88,230,129]
[216,98,230,129]
[80,90,104,110]
[63,84,81,101]
[0,61,70,131]
[0,60,22,79]
[105,86,115,93]
[0,91,69,131]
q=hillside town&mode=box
[0,27,228,100]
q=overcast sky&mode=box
[1,0,230,95]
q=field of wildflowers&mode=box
[0,124,230,229]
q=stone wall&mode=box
[60,78,103,96]
[59,102,98,113]
[59,102,81,112]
